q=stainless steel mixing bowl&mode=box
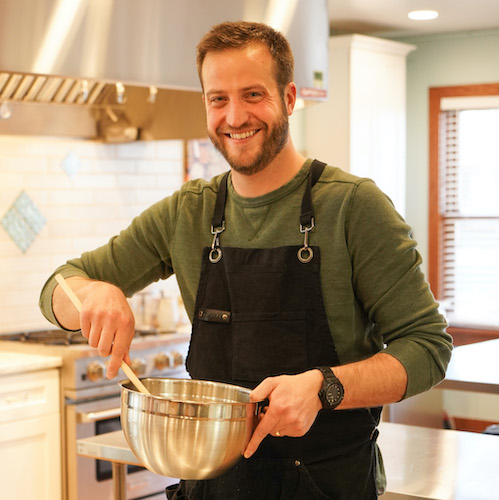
[120,378,259,480]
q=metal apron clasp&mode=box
[297,218,315,263]
[209,222,225,263]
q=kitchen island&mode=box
[78,421,499,500]
[437,338,499,395]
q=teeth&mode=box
[229,130,257,140]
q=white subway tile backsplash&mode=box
[116,174,159,189]
[24,174,72,190]
[70,173,118,189]
[49,190,93,205]
[0,136,188,333]
[90,158,137,174]
[136,190,171,206]
[116,141,157,160]
[0,135,185,333]
[68,236,113,254]
[155,140,184,160]
[0,156,49,173]
[0,172,25,192]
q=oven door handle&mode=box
[77,407,121,423]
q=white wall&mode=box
[398,29,499,275]
[0,137,184,334]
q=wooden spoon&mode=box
[54,273,151,395]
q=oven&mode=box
[67,393,178,499]
[0,328,191,500]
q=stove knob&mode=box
[131,357,147,376]
[87,361,105,382]
[154,352,172,371]
[170,350,184,368]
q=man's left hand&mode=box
[243,370,323,458]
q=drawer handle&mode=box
[4,394,30,405]
[77,407,121,423]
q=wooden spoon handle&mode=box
[54,273,151,395]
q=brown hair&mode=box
[196,21,294,94]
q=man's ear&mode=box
[285,82,297,115]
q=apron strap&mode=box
[211,171,230,229]
[300,159,326,227]
[211,160,327,230]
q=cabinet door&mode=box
[0,412,61,500]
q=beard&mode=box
[207,103,289,176]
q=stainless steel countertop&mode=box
[438,339,499,394]
[77,422,499,499]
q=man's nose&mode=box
[226,100,249,129]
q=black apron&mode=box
[167,160,381,500]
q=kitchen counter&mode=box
[0,350,61,376]
[438,338,499,394]
[77,422,499,500]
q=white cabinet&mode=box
[0,368,61,500]
[304,34,415,216]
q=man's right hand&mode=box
[53,276,135,379]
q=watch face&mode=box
[326,384,342,405]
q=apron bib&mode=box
[172,160,381,500]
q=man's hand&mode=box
[53,277,135,379]
[243,370,323,458]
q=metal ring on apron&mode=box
[209,223,225,263]
[298,220,315,263]
[209,247,223,263]
[297,245,314,263]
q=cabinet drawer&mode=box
[0,369,59,424]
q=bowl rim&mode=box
[119,377,261,405]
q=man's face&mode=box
[201,44,293,176]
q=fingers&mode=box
[244,412,277,458]
[250,377,276,403]
[78,281,136,379]
[244,372,324,459]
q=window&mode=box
[429,84,499,345]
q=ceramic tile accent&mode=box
[1,191,46,253]
[61,151,81,178]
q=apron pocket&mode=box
[232,311,308,382]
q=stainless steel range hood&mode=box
[0,0,329,142]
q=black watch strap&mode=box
[316,366,344,410]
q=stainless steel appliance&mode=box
[0,328,191,500]
[0,0,329,141]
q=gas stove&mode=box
[1,329,88,345]
[0,327,191,401]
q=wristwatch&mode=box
[316,366,344,410]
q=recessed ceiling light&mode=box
[408,10,439,21]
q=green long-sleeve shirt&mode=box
[39,159,452,398]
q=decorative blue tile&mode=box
[1,191,46,252]
[61,151,81,178]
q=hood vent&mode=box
[0,72,107,106]
[0,0,329,141]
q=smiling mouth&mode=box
[227,129,259,140]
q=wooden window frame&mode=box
[429,83,499,346]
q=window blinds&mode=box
[440,108,499,328]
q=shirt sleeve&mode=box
[346,179,453,399]
[38,192,181,330]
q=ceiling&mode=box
[327,0,499,38]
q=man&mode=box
[40,21,452,499]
